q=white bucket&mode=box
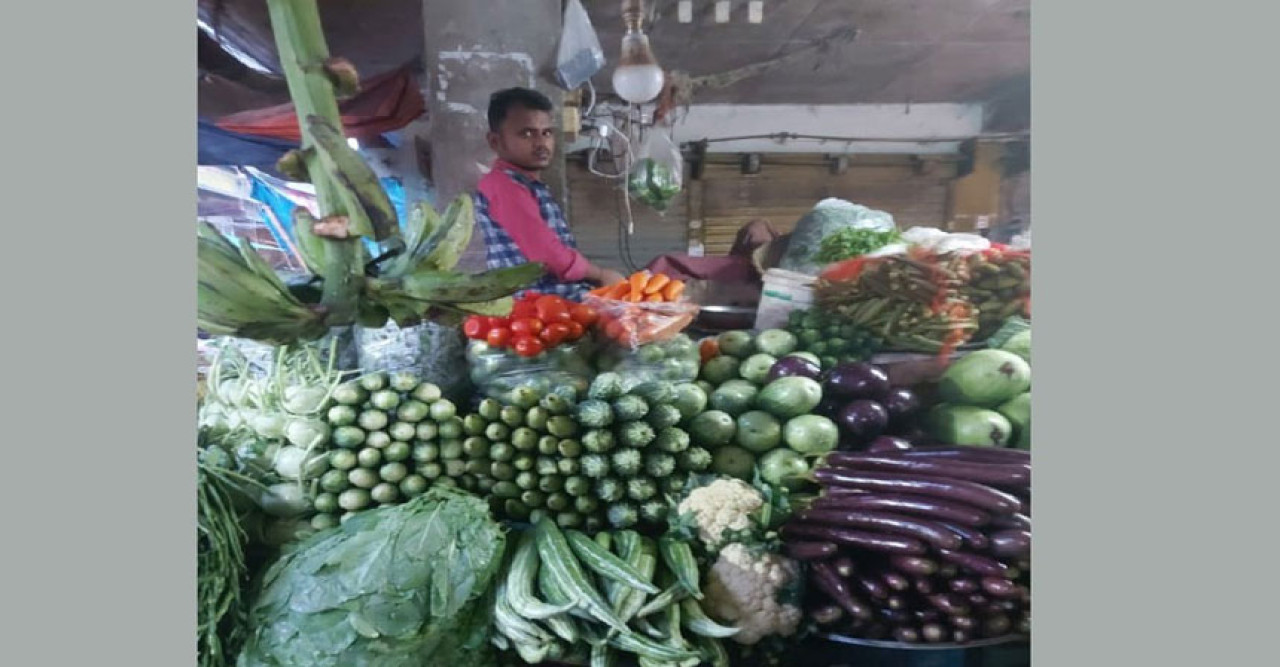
[753,268,818,331]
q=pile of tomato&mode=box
[463,292,599,358]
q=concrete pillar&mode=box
[421,0,565,271]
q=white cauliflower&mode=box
[676,477,764,549]
[703,543,803,645]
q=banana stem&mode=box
[265,0,361,325]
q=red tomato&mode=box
[513,335,544,358]
[484,316,510,329]
[569,304,599,327]
[522,291,543,302]
[535,295,572,323]
[462,316,488,340]
[486,327,513,348]
[510,318,545,336]
[511,302,537,320]
[541,322,573,347]
[565,321,585,340]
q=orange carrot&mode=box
[588,286,608,297]
[642,273,671,295]
[603,282,629,300]
[661,279,685,301]
[644,293,664,303]
[628,272,650,297]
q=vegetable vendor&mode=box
[474,87,626,300]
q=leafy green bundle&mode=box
[237,487,506,667]
[812,227,902,264]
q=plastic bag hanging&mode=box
[627,129,684,211]
[555,0,606,90]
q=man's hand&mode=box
[596,268,626,286]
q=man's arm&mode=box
[482,182,625,285]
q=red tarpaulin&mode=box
[215,65,425,142]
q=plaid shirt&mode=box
[473,166,590,301]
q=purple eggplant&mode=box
[989,529,1031,559]
[825,362,891,400]
[795,508,964,550]
[881,387,923,426]
[812,468,1023,515]
[838,400,890,442]
[785,541,839,561]
[865,436,914,453]
[825,452,1030,487]
[768,356,822,383]
[814,491,991,527]
[782,522,929,556]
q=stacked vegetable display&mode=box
[491,518,734,666]
[690,329,846,489]
[462,292,597,357]
[458,375,714,530]
[783,307,883,370]
[784,445,1031,645]
[928,348,1031,450]
[815,251,980,354]
[594,332,702,389]
[961,249,1031,339]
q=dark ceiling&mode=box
[198,0,1029,122]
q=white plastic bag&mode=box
[555,0,606,90]
[627,130,684,211]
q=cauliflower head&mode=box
[703,543,802,645]
[676,477,764,549]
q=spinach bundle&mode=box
[237,487,506,667]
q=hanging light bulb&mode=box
[612,0,665,104]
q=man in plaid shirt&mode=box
[473,88,625,300]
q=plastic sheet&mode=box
[357,320,469,400]
[594,333,701,391]
[465,337,596,401]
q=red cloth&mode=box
[645,255,759,284]
[215,65,425,142]
[477,160,590,282]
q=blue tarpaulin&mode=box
[198,118,297,174]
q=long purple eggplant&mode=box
[890,555,940,577]
[785,540,839,561]
[880,571,912,593]
[990,514,1032,531]
[856,574,891,601]
[928,593,972,617]
[811,561,873,620]
[812,468,1022,515]
[989,529,1031,559]
[948,578,979,594]
[833,556,857,578]
[897,445,1030,463]
[825,452,1030,487]
[937,549,1011,578]
[794,508,964,550]
[782,522,928,555]
[810,604,844,626]
[812,492,991,527]
[938,522,990,550]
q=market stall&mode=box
[196,2,1030,666]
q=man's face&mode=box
[487,106,556,172]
